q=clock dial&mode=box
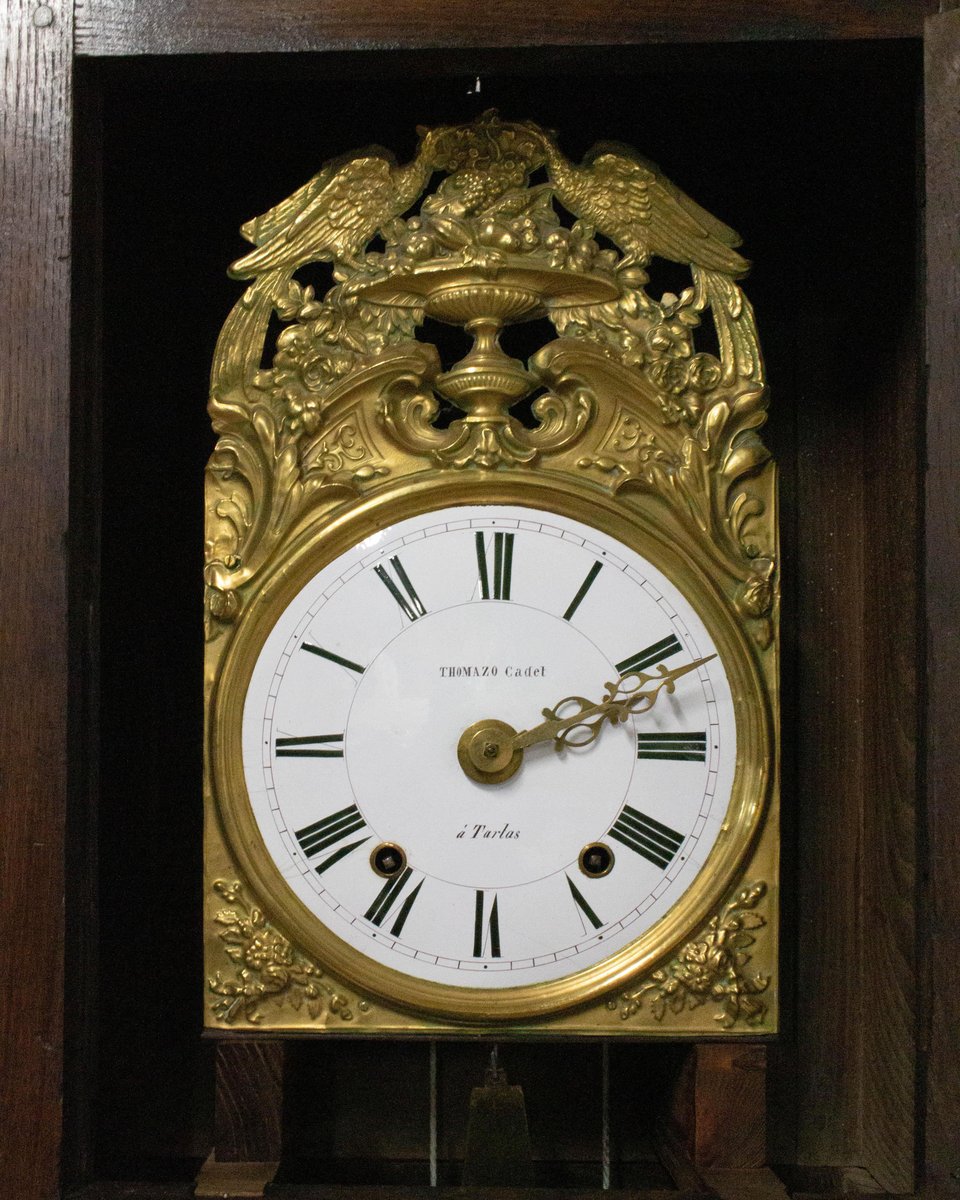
[237,504,738,993]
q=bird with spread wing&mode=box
[229,131,440,279]
[537,132,759,381]
[538,134,749,278]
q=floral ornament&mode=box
[268,280,421,436]
[554,281,726,428]
[609,881,769,1028]
[208,880,368,1025]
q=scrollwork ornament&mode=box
[608,881,770,1028]
[574,378,776,643]
[208,880,370,1026]
[206,112,776,629]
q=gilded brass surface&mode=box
[204,113,779,1035]
[207,879,368,1025]
[457,718,523,784]
[457,657,717,784]
[610,880,770,1028]
[509,657,717,754]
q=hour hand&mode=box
[512,656,716,753]
[456,655,715,784]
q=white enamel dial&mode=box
[240,504,737,990]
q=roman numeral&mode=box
[294,804,369,875]
[473,890,501,957]
[636,731,707,762]
[566,874,602,931]
[476,531,513,600]
[301,643,365,675]
[608,805,685,871]
[615,633,682,676]
[374,555,426,621]
[364,867,424,937]
[563,560,603,621]
[275,733,344,758]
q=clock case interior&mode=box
[71,38,922,1196]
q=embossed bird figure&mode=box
[539,135,750,278]
[229,132,440,279]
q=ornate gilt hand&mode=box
[511,656,716,753]
[457,655,715,784]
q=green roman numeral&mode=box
[476,531,514,600]
[375,555,426,621]
[275,733,344,758]
[608,804,684,870]
[615,634,682,676]
[473,890,501,957]
[294,804,369,875]
[563,560,603,621]
[566,874,602,931]
[636,731,707,762]
[365,867,424,937]
[301,643,366,674]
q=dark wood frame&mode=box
[2,2,958,1196]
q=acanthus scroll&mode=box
[207,114,775,644]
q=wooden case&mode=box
[2,4,957,1197]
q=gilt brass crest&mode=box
[206,111,774,647]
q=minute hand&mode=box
[509,655,716,754]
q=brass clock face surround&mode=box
[210,472,773,1024]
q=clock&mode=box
[203,113,778,1035]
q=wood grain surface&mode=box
[858,132,921,1195]
[73,0,934,56]
[0,1,73,1197]
[666,1044,766,1172]
[780,55,922,1190]
[703,1168,791,1200]
[66,1188,715,1200]
[214,1039,284,1163]
[923,9,960,1196]
[790,187,871,1178]
[62,61,104,1191]
[691,1045,767,1171]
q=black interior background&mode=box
[85,40,920,1185]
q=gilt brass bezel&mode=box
[210,471,773,1024]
